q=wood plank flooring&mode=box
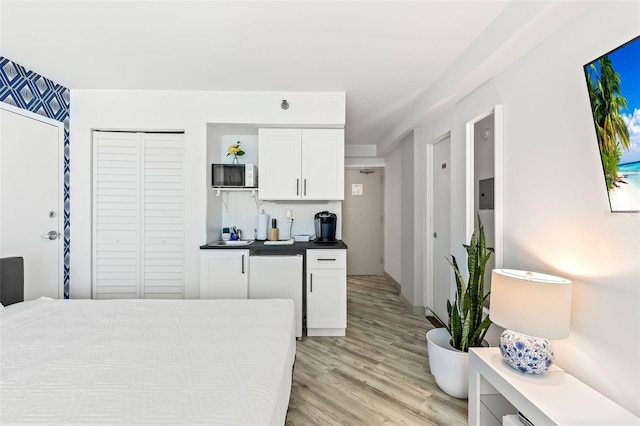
[286,275,468,425]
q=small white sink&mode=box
[207,240,254,247]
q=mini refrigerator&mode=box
[249,254,303,338]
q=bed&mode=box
[0,257,296,425]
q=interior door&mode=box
[0,105,63,300]
[342,168,384,275]
[432,137,451,322]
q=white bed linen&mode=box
[1,298,296,425]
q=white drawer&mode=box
[307,249,346,270]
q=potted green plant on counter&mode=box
[426,217,493,399]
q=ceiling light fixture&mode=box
[281,100,289,110]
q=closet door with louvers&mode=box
[92,131,184,299]
[93,132,142,299]
[142,133,184,298]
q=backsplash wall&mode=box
[216,192,342,241]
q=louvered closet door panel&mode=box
[93,132,141,299]
[142,133,185,298]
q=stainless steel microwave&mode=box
[212,163,258,188]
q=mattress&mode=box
[1,298,296,425]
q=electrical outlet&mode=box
[285,210,295,222]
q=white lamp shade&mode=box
[490,269,572,339]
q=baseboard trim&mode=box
[384,272,401,292]
[398,292,412,310]
[426,315,445,328]
[409,304,425,316]
[384,272,423,315]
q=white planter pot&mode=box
[426,328,469,399]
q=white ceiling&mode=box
[0,1,574,149]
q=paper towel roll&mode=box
[257,213,270,240]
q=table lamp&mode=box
[490,269,572,374]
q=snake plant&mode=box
[446,217,493,352]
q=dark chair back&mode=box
[0,257,25,306]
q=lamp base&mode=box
[499,330,554,374]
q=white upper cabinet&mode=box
[258,128,302,200]
[301,129,345,200]
[258,128,344,200]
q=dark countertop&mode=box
[199,240,348,251]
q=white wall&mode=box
[411,129,426,311]
[405,1,639,414]
[344,157,385,167]
[400,132,415,304]
[69,90,345,299]
[494,3,639,413]
[384,147,402,283]
[387,129,427,312]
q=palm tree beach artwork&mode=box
[584,35,640,212]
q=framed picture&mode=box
[584,35,640,212]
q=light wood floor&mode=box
[286,275,468,425]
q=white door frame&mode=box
[464,104,504,269]
[0,101,65,297]
[424,131,451,311]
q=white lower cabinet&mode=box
[200,250,249,299]
[306,249,347,336]
[200,248,347,336]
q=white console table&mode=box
[469,348,639,426]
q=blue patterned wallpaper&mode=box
[0,57,70,298]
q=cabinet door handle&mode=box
[242,254,245,274]
[318,258,336,261]
[304,179,307,196]
[296,178,300,196]
[310,273,313,292]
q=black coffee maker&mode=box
[314,211,337,242]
